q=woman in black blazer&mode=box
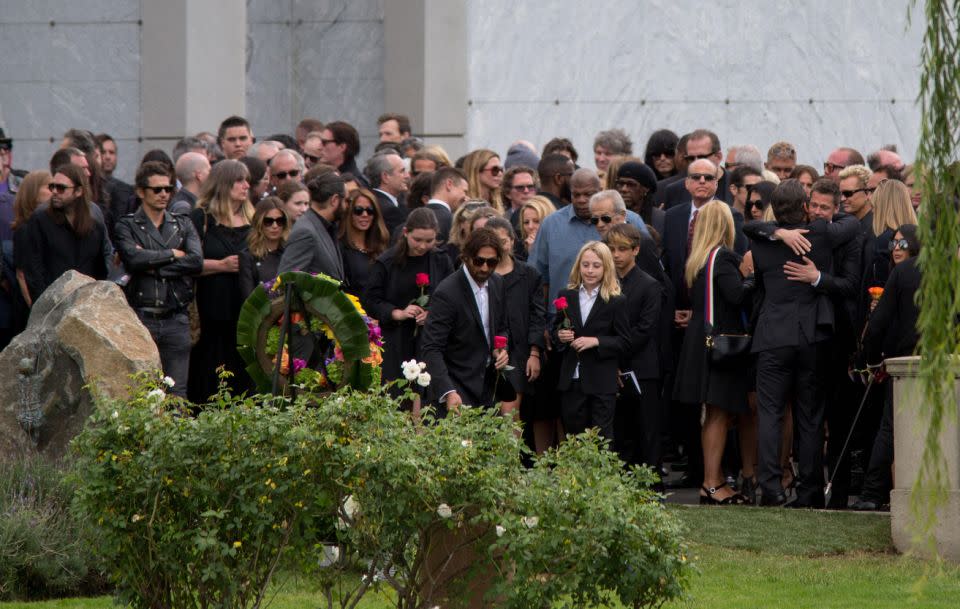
[673,201,753,505]
[553,241,631,444]
[484,217,546,421]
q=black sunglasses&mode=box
[471,255,499,268]
[841,188,867,198]
[352,206,375,216]
[48,183,75,193]
[888,238,910,251]
[145,185,175,194]
[273,169,300,180]
[687,173,718,182]
[303,153,320,163]
[262,216,287,227]
[589,215,614,225]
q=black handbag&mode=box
[704,247,751,364]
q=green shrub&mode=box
[0,457,105,601]
[72,374,692,609]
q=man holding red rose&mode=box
[421,227,514,413]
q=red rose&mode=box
[553,296,568,311]
[493,335,508,350]
[415,273,430,288]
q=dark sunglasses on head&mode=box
[352,206,375,216]
[145,185,175,194]
[483,166,503,176]
[303,153,320,163]
[841,188,867,198]
[472,255,499,268]
[262,216,287,227]
[589,215,614,225]
[273,169,300,180]
[888,238,910,251]
[48,183,74,193]
[687,173,717,182]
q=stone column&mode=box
[887,355,960,561]
[384,0,468,159]
[140,0,246,151]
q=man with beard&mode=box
[21,163,111,301]
[536,153,574,209]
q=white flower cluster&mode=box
[401,359,431,387]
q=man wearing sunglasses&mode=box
[662,129,734,210]
[421,227,512,414]
[113,162,203,396]
[268,149,305,192]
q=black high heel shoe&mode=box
[699,482,749,505]
[739,476,758,505]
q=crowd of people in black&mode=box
[0,117,930,509]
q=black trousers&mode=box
[824,342,860,508]
[860,383,894,504]
[614,379,661,468]
[756,338,827,506]
[561,381,616,444]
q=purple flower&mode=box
[292,358,307,373]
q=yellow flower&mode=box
[345,292,366,315]
[233,541,242,548]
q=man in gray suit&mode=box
[277,172,345,280]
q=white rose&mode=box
[402,361,420,381]
[417,372,431,387]
[146,388,166,402]
[460,439,472,448]
[522,516,539,529]
[418,361,427,371]
[162,376,176,388]
[496,525,506,537]
[437,503,453,519]
[111,410,119,419]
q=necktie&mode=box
[687,209,699,254]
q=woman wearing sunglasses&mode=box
[463,149,505,213]
[239,197,289,298]
[338,187,389,297]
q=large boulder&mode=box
[0,271,160,462]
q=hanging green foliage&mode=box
[911,0,960,545]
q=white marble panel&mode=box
[0,83,54,140]
[0,0,139,24]
[294,21,384,79]
[298,77,384,140]
[49,80,139,139]
[248,0,293,23]
[246,22,294,137]
[292,0,383,22]
[465,0,923,166]
[46,23,140,83]
[0,24,49,82]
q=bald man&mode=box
[170,151,210,215]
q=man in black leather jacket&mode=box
[114,161,203,397]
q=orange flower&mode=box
[272,347,290,375]
[868,287,884,300]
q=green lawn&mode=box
[4,506,959,609]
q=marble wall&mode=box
[0,0,141,182]
[246,0,385,166]
[465,0,925,169]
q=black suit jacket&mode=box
[861,257,920,364]
[373,189,408,236]
[426,201,453,244]
[619,266,663,380]
[750,214,858,352]
[661,201,746,309]
[552,288,631,395]
[421,268,508,408]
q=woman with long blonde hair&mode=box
[239,197,289,298]
[553,241,629,443]
[862,179,918,315]
[462,149,504,213]
[673,200,753,505]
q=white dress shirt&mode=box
[573,284,599,379]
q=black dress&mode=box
[673,248,751,413]
[500,261,545,395]
[364,246,454,383]
[238,247,283,299]
[188,209,252,402]
[340,239,376,297]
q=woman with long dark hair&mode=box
[364,208,454,387]
[188,159,254,402]
[239,197,289,298]
[339,187,389,296]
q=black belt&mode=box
[137,307,180,319]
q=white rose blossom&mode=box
[522,515,539,529]
[401,360,420,382]
[162,376,176,388]
[111,410,119,419]
[417,372,431,387]
[496,525,506,537]
[437,503,453,519]
[146,388,166,402]
[418,361,427,371]
[460,439,472,448]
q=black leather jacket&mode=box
[114,208,203,312]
